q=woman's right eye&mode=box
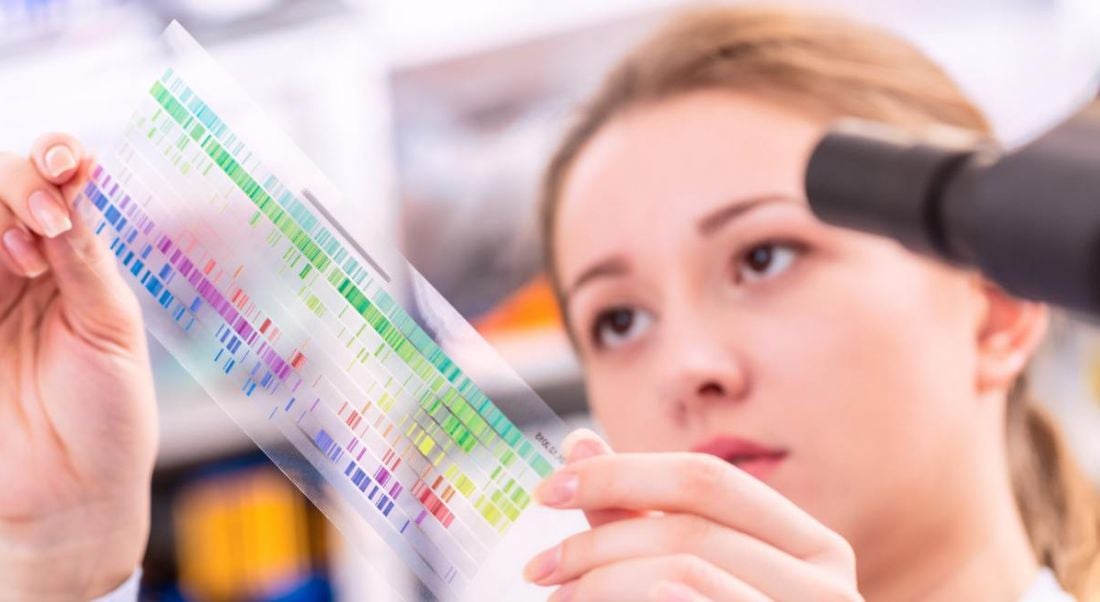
[590,306,653,350]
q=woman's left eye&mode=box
[735,242,802,284]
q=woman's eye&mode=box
[590,307,653,350]
[736,242,801,284]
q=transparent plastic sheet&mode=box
[74,21,584,601]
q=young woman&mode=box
[521,6,1099,602]
[0,5,1096,602]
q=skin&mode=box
[527,91,1049,601]
[0,134,157,600]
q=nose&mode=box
[657,325,751,421]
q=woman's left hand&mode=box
[523,431,862,602]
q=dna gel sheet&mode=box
[75,22,578,600]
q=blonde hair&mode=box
[539,5,1100,598]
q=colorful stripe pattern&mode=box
[77,67,556,596]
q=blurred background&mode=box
[1,0,1099,600]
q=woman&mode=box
[0,5,1096,602]
[520,6,1099,602]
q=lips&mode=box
[691,436,789,480]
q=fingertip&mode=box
[28,189,73,239]
[31,133,85,184]
[562,428,609,463]
[44,145,78,180]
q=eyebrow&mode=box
[565,193,799,300]
[697,193,799,236]
[566,256,630,301]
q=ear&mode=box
[973,277,1049,393]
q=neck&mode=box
[858,399,1039,601]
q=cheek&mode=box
[756,245,978,414]
[584,365,676,453]
[747,252,981,507]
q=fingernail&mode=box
[28,190,72,238]
[562,429,605,463]
[523,544,561,583]
[2,229,47,278]
[567,439,603,463]
[651,581,705,602]
[549,581,577,602]
[44,145,77,179]
[535,471,578,507]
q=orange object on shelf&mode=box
[474,274,564,336]
[174,466,316,600]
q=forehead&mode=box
[554,91,826,282]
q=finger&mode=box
[0,203,46,278]
[29,133,84,185]
[548,555,767,602]
[563,429,644,527]
[0,152,73,239]
[39,158,143,346]
[650,581,711,602]
[534,452,851,568]
[526,513,852,600]
[1,228,47,279]
[0,203,42,323]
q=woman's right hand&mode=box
[0,133,158,600]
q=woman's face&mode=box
[553,91,999,549]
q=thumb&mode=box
[40,158,143,345]
[561,428,645,527]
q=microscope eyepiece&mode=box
[805,101,1100,317]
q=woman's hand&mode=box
[0,134,157,599]
[524,430,861,602]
